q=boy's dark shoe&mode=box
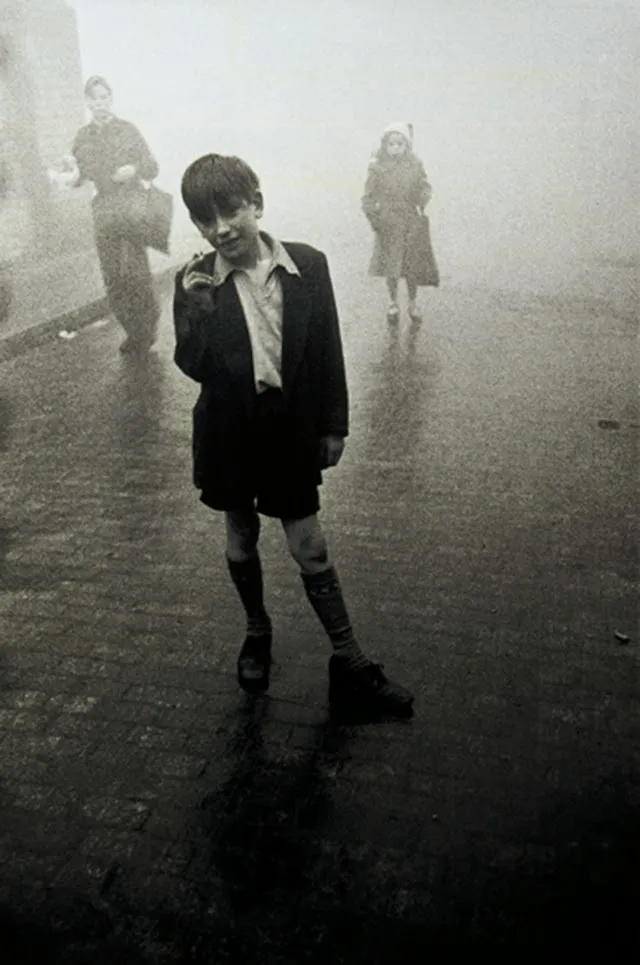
[328,655,414,719]
[237,634,272,693]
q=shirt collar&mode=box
[90,114,116,131]
[212,232,300,286]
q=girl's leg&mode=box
[406,278,421,320]
[282,514,413,715]
[225,508,272,690]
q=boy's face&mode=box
[191,193,264,267]
[386,133,408,157]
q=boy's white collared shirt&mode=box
[212,233,300,394]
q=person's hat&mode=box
[382,121,413,146]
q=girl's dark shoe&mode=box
[237,634,272,693]
[328,655,414,719]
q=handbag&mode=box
[116,182,173,253]
[405,212,439,287]
[139,183,173,254]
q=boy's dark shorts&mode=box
[200,389,322,521]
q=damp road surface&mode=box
[0,264,638,962]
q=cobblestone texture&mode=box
[0,261,638,961]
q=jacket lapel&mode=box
[279,266,311,403]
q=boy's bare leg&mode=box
[225,507,261,562]
[283,514,414,716]
[225,508,272,690]
[280,513,329,575]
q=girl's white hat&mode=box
[382,121,413,145]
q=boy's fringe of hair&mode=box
[181,154,260,222]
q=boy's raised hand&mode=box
[183,271,215,292]
[182,254,215,296]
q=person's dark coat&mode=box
[362,152,437,284]
[72,116,159,196]
[173,242,348,496]
[72,115,160,242]
[71,116,161,340]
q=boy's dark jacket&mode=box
[173,242,348,494]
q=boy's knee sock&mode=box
[227,554,272,637]
[301,566,370,670]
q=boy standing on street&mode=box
[173,153,413,719]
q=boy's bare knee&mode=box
[225,509,260,562]
[282,515,329,574]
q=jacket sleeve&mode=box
[313,253,349,438]
[361,160,381,227]
[173,267,215,383]
[128,124,159,181]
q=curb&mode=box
[0,266,178,364]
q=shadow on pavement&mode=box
[190,696,349,962]
[0,715,637,961]
[102,350,169,554]
[0,897,147,965]
[189,756,639,961]
[365,322,436,462]
[114,352,165,448]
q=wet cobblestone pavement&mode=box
[0,267,638,961]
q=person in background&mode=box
[173,152,414,720]
[52,76,160,354]
[362,121,437,324]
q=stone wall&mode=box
[0,0,182,343]
[0,0,96,337]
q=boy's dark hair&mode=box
[181,154,261,222]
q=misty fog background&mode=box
[70,0,638,301]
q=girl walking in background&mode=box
[362,121,439,324]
